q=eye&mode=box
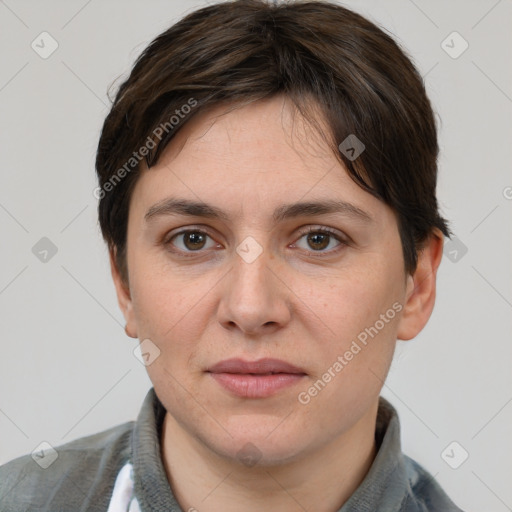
[166,229,217,253]
[163,226,348,258]
[293,226,347,255]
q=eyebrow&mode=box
[144,198,374,224]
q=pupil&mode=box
[308,233,329,250]
[186,232,205,250]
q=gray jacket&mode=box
[0,388,464,511]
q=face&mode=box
[113,95,429,465]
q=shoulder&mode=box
[0,420,133,512]
[401,454,465,512]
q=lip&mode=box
[206,358,307,398]
[207,358,306,375]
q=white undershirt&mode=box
[106,462,141,512]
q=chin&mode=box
[204,419,310,468]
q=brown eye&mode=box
[183,232,207,250]
[294,227,346,256]
[306,232,330,251]
[168,230,216,252]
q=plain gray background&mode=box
[1,1,511,510]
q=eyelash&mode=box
[163,226,348,258]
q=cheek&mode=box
[294,272,400,436]
[298,260,403,401]
[129,266,211,349]
[304,262,401,344]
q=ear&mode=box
[109,247,138,339]
[397,229,444,341]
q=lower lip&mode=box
[209,372,305,398]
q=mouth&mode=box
[206,358,307,398]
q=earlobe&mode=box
[397,230,444,341]
[109,248,138,339]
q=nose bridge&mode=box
[231,234,275,300]
[218,234,290,333]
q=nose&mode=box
[216,240,292,337]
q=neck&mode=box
[160,402,379,512]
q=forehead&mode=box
[159,96,328,168]
[130,95,389,226]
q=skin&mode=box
[111,94,444,512]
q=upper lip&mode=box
[207,358,306,375]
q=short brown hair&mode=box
[95,0,451,284]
